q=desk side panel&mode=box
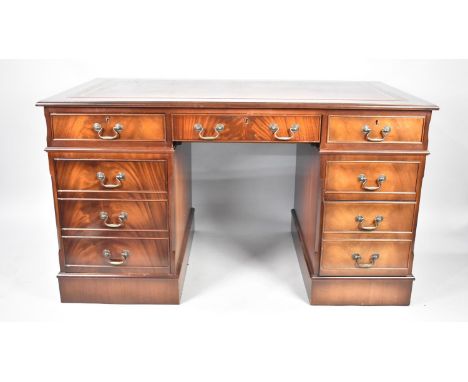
[172,143,193,273]
[293,144,322,275]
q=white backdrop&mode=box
[1,59,467,379]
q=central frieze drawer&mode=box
[320,240,412,276]
[172,114,321,142]
[50,113,166,145]
[62,236,170,274]
[55,159,167,193]
[59,199,168,231]
[323,202,416,233]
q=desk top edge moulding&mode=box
[38,79,438,305]
[37,79,438,110]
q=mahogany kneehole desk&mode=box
[37,79,438,305]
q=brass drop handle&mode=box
[96,172,125,189]
[358,174,386,191]
[352,253,380,268]
[362,125,391,142]
[194,123,224,140]
[93,122,123,140]
[355,215,384,231]
[269,123,300,141]
[102,249,129,266]
[99,211,128,228]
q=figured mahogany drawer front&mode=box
[247,115,321,142]
[172,114,321,142]
[325,161,420,200]
[55,160,167,192]
[173,115,239,141]
[50,114,166,144]
[59,199,168,231]
[320,240,412,276]
[62,237,169,273]
[323,202,416,233]
[327,115,425,145]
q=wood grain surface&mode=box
[293,144,322,275]
[309,276,414,305]
[58,275,179,303]
[292,209,414,305]
[59,199,168,231]
[55,159,167,192]
[325,160,420,199]
[327,115,425,144]
[38,79,437,305]
[51,113,166,142]
[320,239,412,276]
[62,236,169,272]
[172,114,321,142]
[37,79,438,110]
[322,202,416,233]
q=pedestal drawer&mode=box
[59,199,168,231]
[55,159,167,193]
[323,202,416,234]
[62,236,169,274]
[320,240,412,276]
[324,160,420,200]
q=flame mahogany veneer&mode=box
[38,79,438,305]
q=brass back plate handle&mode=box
[194,123,225,140]
[96,172,125,189]
[358,174,386,191]
[269,123,300,141]
[102,249,130,266]
[93,122,123,140]
[352,253,380,268]
[362,125,391,142]
[99,211,128,228]
[355,215,384,231]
